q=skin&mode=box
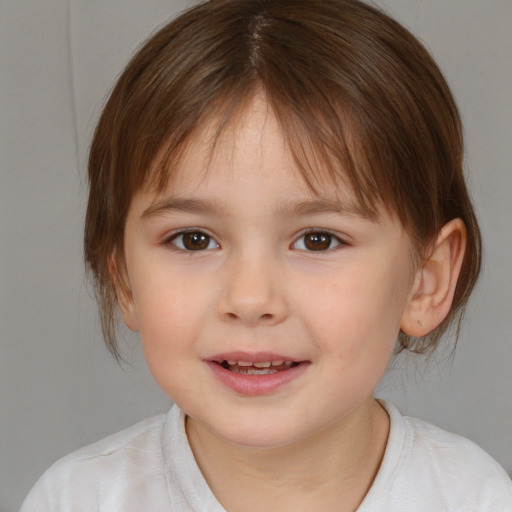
[116,95,465,511]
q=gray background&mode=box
[1,1,511,510]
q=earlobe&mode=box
[401,219,466,337]
[108,253,139,332]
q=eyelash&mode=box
[292,230,347,252]
[163,229,347,252]
[164,230,220,252]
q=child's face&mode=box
[120,96,418,449]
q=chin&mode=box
[216,415,315,450]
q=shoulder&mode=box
[364,401,512,511]
[405,414,512,508]
[404,412,501,467]
[20,410,173,512]
[43,411,167,479]
[405,412,509,477]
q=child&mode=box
[21,0,512,510]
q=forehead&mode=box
[174,96,288,184]
[146,94,377,219]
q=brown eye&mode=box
[304,232,332,251]
[293,231,342,251]
[170,231,219,251]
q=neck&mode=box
[186,399,389,512]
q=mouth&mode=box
[217,359,299,375]
[206,353,308,395]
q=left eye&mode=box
[168,231,219,251]
[293,231,343,251]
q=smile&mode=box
[207,354,309,395]
[219,360,296,375]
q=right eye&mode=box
[167,231,219,251]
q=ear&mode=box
[108,252,139,332]
[401,219,466,337]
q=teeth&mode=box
[252,361,271,368]
[224,360,294,367]
[232,367,278,375]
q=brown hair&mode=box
[85,0,481,359]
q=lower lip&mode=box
[206,361,309,396]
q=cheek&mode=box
[134,284,207,398]
[131,270,209,356]
[305,265,408,359]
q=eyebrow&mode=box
[141,198,227,219]
[275,198,373,219]
[141,197,373,220]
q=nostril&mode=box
[217,294,287,325]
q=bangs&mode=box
[148,83,384,224]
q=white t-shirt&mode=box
[21,401,512,511]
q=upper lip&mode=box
[207,351,302,364]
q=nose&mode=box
[217,254,289,327]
